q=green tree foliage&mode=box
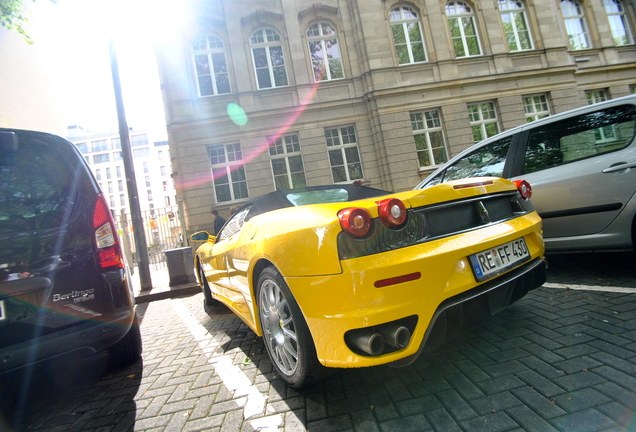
[0,0,35,43]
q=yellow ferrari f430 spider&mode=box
[192,177,546,387]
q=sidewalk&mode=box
[129,266,200,304]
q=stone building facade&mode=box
[154,0,636,233]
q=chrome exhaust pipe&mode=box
[346,330,385,356]
[378,325,411,349]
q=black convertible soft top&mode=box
[241,184,392,221]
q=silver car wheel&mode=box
[259,278,298,376]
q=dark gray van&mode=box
[0,129,141,378]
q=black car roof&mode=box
[242,184,392,221]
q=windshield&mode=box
[286,189,349,206]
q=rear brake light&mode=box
[377,198,407,227]
[338,207,372,238]
[514,180,532,199]
[93,194,123,269]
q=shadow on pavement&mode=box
[0,304,149,432]
[546,251,636,286]
[1,354,143,432]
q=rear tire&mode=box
[108,313,142,368]
[257,266,323,388]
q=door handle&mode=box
[602,162,636,173]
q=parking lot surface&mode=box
[3,252,636,432]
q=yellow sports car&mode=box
[192,177,546,388]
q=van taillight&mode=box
[93,194,124,269]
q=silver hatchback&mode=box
[416,94,636,252]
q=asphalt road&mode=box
[3,251,636,432]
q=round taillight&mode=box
[338,208,372,238]
[514,180,533,199]
[377,198,407,227]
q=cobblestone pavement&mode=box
[3,252,636,432]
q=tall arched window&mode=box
[604,0,633,46]
[389,5,427,64]
[446,1,482,57]
[192,35,231,97]
[499,0,533,51]
[307,22,344,82]
[250,28,288,89]
[561,0,590,50]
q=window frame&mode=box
[523,94,551,122]
[389,5,428,65]
[249,28,289,90]
[560,0,591,50]
[468,102,501,143]
[208,143,249,203]
[93,153,110,164]
[306,21,345,82]
[191,34,231,97]
[324,125,364,184]
[409,109,449,168]
[585,89,609,105]
[604,0,634,46]
[499,0,534,51]
[268,133,307,191]
[446,1,483,58]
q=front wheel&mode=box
[257,266,323,388]
[198,263,216,306]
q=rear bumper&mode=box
[287,214,545,368]
[390,257,547,367]
[0,304,136,375]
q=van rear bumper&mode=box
[0,304,136,375]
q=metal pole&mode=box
[109,37,153,291]
[178,199,188,247]
[119,209,134,275]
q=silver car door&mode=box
[515,103,636,239]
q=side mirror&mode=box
[190,231,210,242]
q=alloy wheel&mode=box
[259,278,298,376]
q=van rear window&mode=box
[0,141,73,234]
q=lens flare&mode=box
[174,81,322,191]
[227,103,248,126]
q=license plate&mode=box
[0,300,5,322]
[469,238,530,282]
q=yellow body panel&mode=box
[288,212,543,367]
[194,178,545,368]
